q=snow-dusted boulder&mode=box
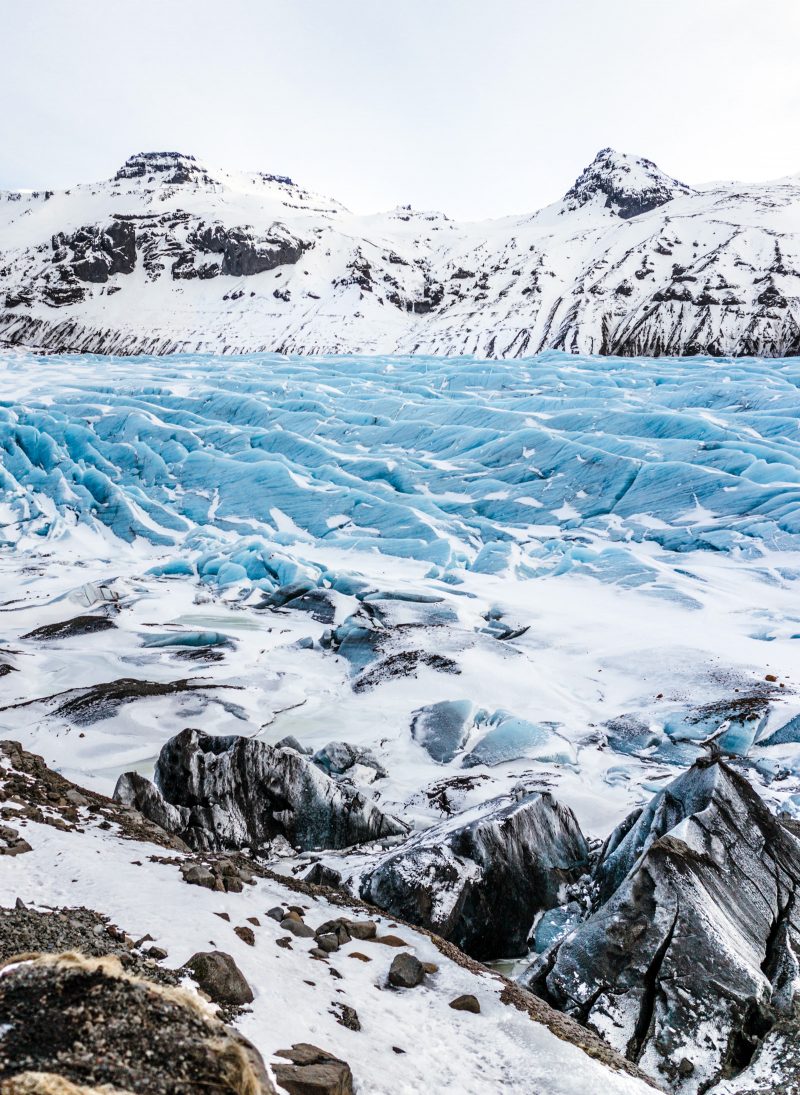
[117,728,407,853]
[523,758,800,1093]
[360,791,588,959]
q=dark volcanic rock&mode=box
[0,954,272,1093]
[189,220,307,276]
[122,727,406,853]
[360,791,588,960]
[53,220,137,284]
[522,758,800,1093]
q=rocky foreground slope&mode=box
[1,147,799,357]
[0,740,654,1095]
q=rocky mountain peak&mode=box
[113,151,216,186]
[562,146,693,218]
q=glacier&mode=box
[2,348,800,837]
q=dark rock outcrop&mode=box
[523,758,800,1093]
[0,954,273,1093]
[360,791,588,960]
[53,220,136,283]
[189,221,307,276]
[115,728,406,853]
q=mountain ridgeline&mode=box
[1,147,799,358]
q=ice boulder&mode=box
[116,728,407,853]
[360,790,588,959]
[462,711,576,768]
[411,700,480,763]
[522,758,800,1092]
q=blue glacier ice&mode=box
[2,349,800,595]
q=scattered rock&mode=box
[184,950,254,1006]
[388,953,426,989]
[273,1043,353,1095]
[281,918,316,939]
[234,925,255,947]
[449,994,480,1013]
[303,862,344,889]
[331,1003,361,1031]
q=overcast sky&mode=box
[2,0,799,220]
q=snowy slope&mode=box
[0,767,653,1095]
[1,148,799,357]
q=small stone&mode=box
[234,925,256,946]
[422,962,439,974]
[677,1058,695,1078]
[347,952,372,963]
[287,905,306,916]
[766,673,778,683]
[449,994,480,1013]
[215,912,231,922]
[332,1003,361,1031]
[267,906,285,922]
[276,937,293,950]
[388,953,425,988]
[224,876,244,894]
[316,933,340,953]
[374,934,407,947]
[310,947,330,960]
[145,946,168,961]
[246,916,261,926]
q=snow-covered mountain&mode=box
[1,147,799,358]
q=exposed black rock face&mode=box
[115,728,406,853]
[0,954,273,1094]
[522,758,800,1093]
[188,221,307,276]
[360,791,588,960]
[114,151,215,186]
[53,220,136,283]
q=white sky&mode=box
[2,0,799,220]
